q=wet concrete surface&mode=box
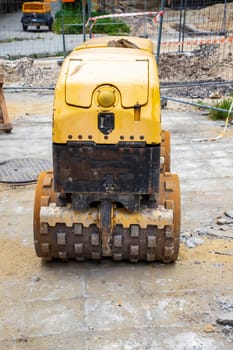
[0,91,233,349]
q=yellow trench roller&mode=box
[33,36,181,263]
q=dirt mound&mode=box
[159,49,233,82]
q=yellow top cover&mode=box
[53,36,161,145]
[66,55,148,108]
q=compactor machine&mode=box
[34,36,180,263]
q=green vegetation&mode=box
[209,95,233,121]
[90,14,130,35]
[53,4,130,35]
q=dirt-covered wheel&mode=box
[161,130,171,173]
[159,172,180,263]
[33,170,56,259]
[33,171,180,264]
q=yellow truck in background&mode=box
[21,1,53,31]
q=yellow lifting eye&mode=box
[97,89,116,108]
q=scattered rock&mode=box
[212,263,224,268]
[16,335,28,343]
[216,217,233,225]
[224,210,233,219]
[194,260,201,264]
[226,335,233,343]
[192,43,220,57]
[181,231,205,248]
[194,212,233,240]
[222,325,233,336]
[204,324,215,333]
[218,300,233,312]
[209,91,222,99]
[186,237,205,248]
[31,275,41,283]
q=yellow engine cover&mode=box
[53,36,161,145]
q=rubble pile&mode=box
[181,210,233,250]
[159,49,233,82]
[0,57,60,88]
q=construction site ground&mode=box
[0,87,232,350]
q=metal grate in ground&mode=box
[0,158,52,184]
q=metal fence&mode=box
[160,1,233,53]
[0,0,232,80]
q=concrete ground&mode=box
[0,91,233,349]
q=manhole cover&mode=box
[0,158,52,184]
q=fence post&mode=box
[61,0,66,57]
[222,0,227,34]
[82,0,86,42]
[156,0,166,64]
